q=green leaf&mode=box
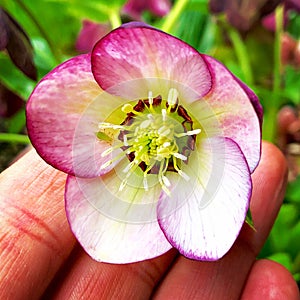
[2,0,81,62]
[283,67,300,105]
[48,0,125,23]
[0,133,30,144]
[170,9,214,53]
[268,252,293,273]
[268,204,299,252]
[0,53,35,100]
[7,109,26,134]
[285,176,300,204]
[245,209,256,231]
[187,0,209,14]
[288,11,300,39]
[289,221,300,258]
[66,2,109,23]
[32,37,58,78]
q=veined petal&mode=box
[91,23,212,101]
[196,55,261,172]
[27,54,125,177]
[157,137,252,260]
[65,168,172,263]
[235,76,263,127]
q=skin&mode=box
[0,141,298,299]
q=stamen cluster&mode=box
[98,89,201,195]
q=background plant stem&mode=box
[263,4,284,142]
[0,133,30,144]
[109,9,122,29]
[161,0,189,33]
[227,26,254,85]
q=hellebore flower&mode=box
[75,20,111,53]
[209,0,282,32]
[26,23,262,263]
[280,33,300,68]
[262,0,300,32]
[123,0,171,20]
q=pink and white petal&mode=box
[193,55,261,172]
[235,76,263,127]
[27,54,125,177]
[157,137,252,261]
[65,168,172,263]
[91,24,212,101]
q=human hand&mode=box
[0,141,298,299]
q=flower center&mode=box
[98,89,201,195]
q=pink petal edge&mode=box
[26,54,123,177]
[157,137,252,260]
[201,54,261,173]
[91,23,212,101]
[65,174,172,263]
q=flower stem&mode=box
[0,133,30,144]
[14,0,62,64]
[227,26,253,85]
[273,5,284,96]
[263,4,284,142]
[109,9,122,29]
[161,0,189,33]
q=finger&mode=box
[240,141,288,254]
[241,259,299,299]
[153,141,288,299]
[0,149,76,299]
[45,247,177,299]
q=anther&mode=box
[167,88,178,107]
[99,160,113,170]
[176,128,201,137]
[122,103,134,114]
[148,91,153,105]
[174,153,188,161]
[162,175,171,187]
[147,114,154,121]
[178,170,190,181]
[100,151,127,170]
[123,134,128,146]
[161,109,167,122]
[101,147,114,157]
[99,122,124,130]
[158,127,171,136]
[143,176,149,191]
[119,179,127,191]
[123,161,134,173]
[140,119,151,129]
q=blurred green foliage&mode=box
[0,0,299,284]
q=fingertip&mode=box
[257,141,288,179]
[251,141,288,227]
[241,259,299,300]
[240,141,288,255]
